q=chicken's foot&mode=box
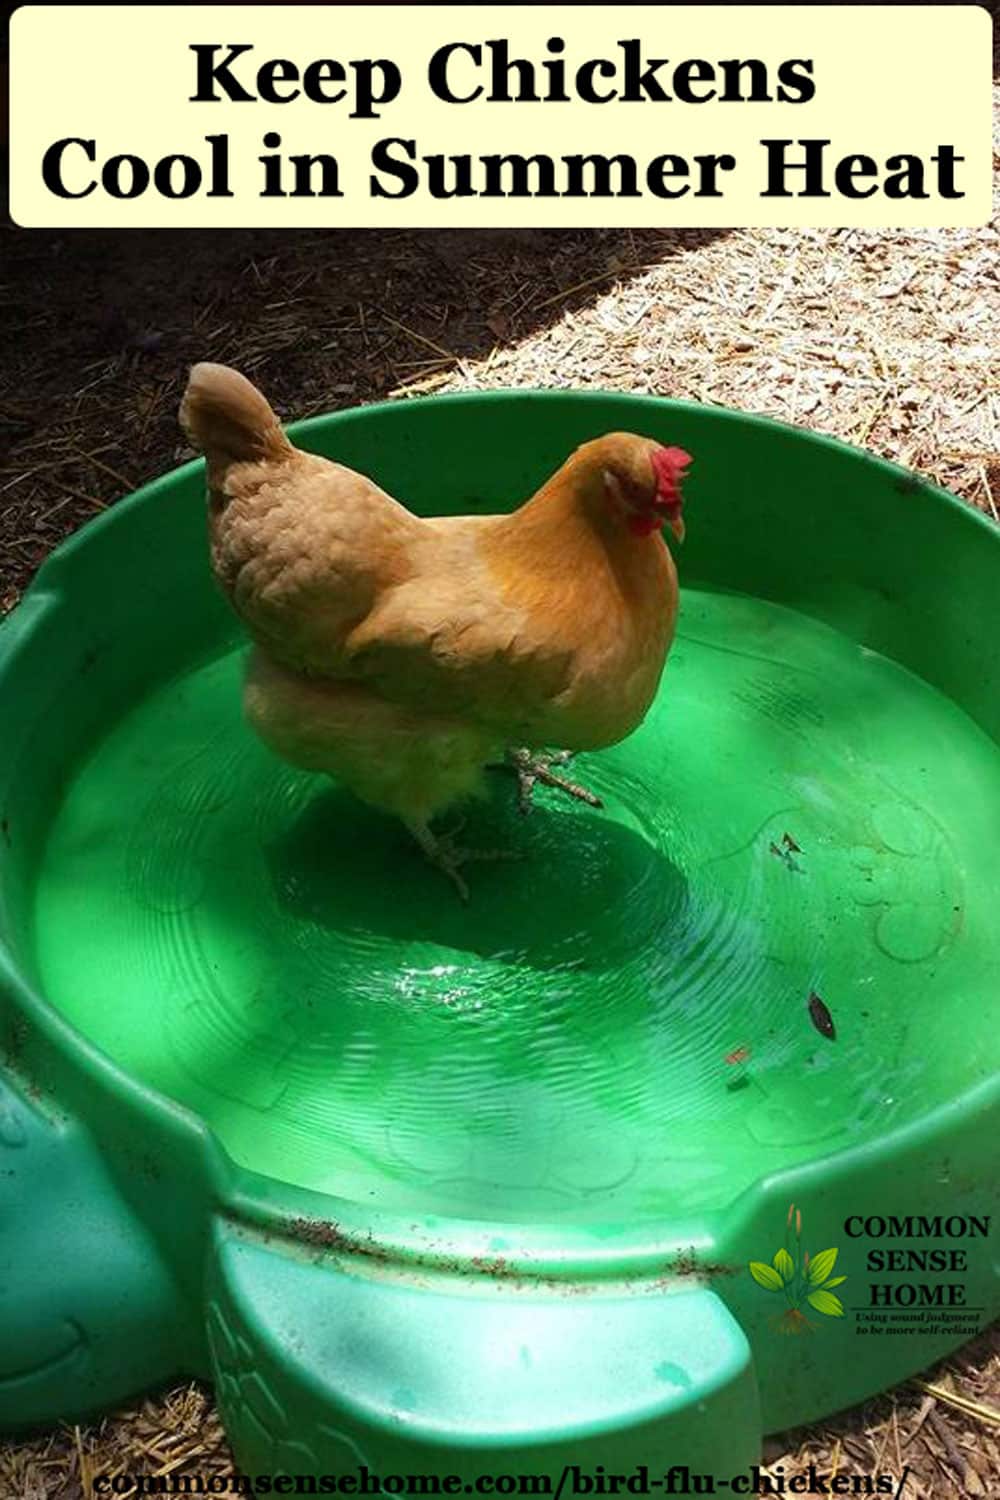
[406,818,522,902]
[500,748,604,815]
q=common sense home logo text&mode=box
[750,1209,990,1338]
[847,1213,989,1338]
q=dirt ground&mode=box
[1,214,998,617]
[2,20,1000,1500]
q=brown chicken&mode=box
[180,363,690,897]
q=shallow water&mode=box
[33,590,1000,1224]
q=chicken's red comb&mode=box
[651,445,692,506]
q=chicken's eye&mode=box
[606,469,657,519]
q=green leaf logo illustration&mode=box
[808,1248,838,1286]
[749,1261,785,1291]
[807,1288,845,1317]
[773,1248,795,1282]
[748,1204,847,1333]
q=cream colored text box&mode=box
[9,5,993,227]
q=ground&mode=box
[1,218,998,618]
[2,22,1000,1499]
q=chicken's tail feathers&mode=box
[180,363,293,467]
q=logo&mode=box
[845,1213,990,1337]
[748,1202,846,1334]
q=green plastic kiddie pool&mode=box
[1,391,998,1481]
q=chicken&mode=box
[179,363,690,897]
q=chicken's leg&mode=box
[405,818,522,902]
[499,748,604,814]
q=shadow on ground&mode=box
[0,222,732,605]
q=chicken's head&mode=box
[596,435,691,543]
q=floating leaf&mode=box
[808,1247,839,1285]
[773,1248,795,1282]
[823,1275,847,1288]
[807,1288,844,1317]
[808,991,836,1040]
[749,1260,785,1291]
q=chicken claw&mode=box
[502,748,604,815]
[406,818,522,902]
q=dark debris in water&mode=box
[808,990,836,1040]
[770,835,804,874]
[724,1044,752,1089]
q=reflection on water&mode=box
[34,591,1000,1224]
